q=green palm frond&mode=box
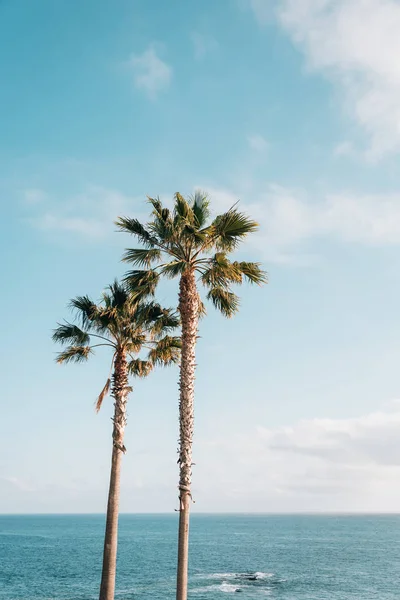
[173,192,193,225]
[148,214,176,244]
[123,269,160,296]
[128,359,153,378]
[52,323,90,346]
[95,378,111,412]
[233,261,268,285]
[148,335,181,366]
[115,217,157,248]
[122,248,162,268]
[159,261,187,279]
[211,208,259,251]
[206,286,240,318]
[134,300,164,323]
[149,310,180,338]
[200,253,243,288]
[56,345,93,364]
[69,295,98,328]
[125,333,147,353]
[147,196,163,216]
[107,280,129,308]
[190,191,210,228]
[133,302,180,336]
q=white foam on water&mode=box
[203,573,237,579]
[198,571,274,580]
[220,582,240,593]
[191,583,241,594]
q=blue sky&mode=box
[2,0,400,513]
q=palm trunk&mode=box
[176,269,199,600]
[99,349,128,600]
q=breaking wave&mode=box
[191,571,285,595]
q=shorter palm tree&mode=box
[53,281,180,600]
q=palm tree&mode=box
[52,281,180,600]
[116,192,267,600]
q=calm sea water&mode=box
[0,514,399,599]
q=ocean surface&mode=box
[0,514,399,599]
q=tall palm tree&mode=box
[116,192,267,600]
[52,281,180,600]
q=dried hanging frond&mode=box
[95,378,111,413]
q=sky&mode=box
[1,0,400,513]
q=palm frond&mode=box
[173,192,194,228]
[122,248,162,268]
[107,280,129,308]
[233,261,268,285]
[123,269,160,296]
[95,378,111,412]
[133,302,179,336]
[159,261,187,279]
[149,309,180,338]
[56,345,93,364]
[148,214,176,244]
[200,253,243,288]
[206,286,240,318]
[198,296,207,319]
[115,217,158,248]
[211,208,259,251]
[125,333,147,353]
[147,196,163,216]
[190,190,211,228]
[69,296,98,328]
[52,323,90,346]
[148,335,181,366]
[128,358,153,378]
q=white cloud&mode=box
[129,45,172,99]
[247,133,269,152]
[249,0,400,159]
[195,403,400,512]
[3,476,36,492]
[204,184,400,263]
[23,188,47,204]
[334,140,355,157]
[191,32,218,59]
[27,185,139,239]
[26,180,400,259]
[241,0,275,23]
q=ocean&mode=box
[0,514,399,599]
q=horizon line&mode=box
[1,511,400,516]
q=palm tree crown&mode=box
[53,280,181,412]
[115,192,267,314]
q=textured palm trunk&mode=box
[176,269,199,600]
[99,349,128,600]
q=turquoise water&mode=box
[0,514,399,599]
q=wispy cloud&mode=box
[247,133,269,152]
[3,476,36,492]
[242,0,275,24]
[334,140,355,158]
[27,185,139,239]
[23,188,48,204]
[204,183,400,263]
[129,45,172,99]
[248,0,400,160]
[26,179,400,259]
[190,32,218,60]
[195,402,400,511]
